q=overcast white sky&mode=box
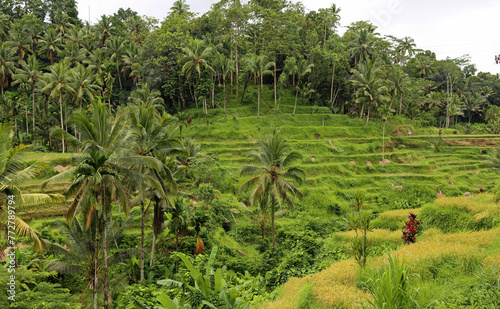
[77,0,500,75]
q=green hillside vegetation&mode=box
[0,0,499,308]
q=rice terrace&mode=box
[0,0,500,308]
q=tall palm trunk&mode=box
[102,182,112,308]
[32,86,36,133]
[223,77,227,118]
[93,215,98,309]
[365,101,372,126]
[274,55,277,109]
[140,201,145,282]
[59,91,65,153]
[271,196,276,247]
[293,78,300,115]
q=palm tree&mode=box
[106,36,126,89]
[180,39,215,78]
[43,100,162,308]
[244,54,275,118]
[350,61,390,125]
[126,99,177,280]
[180,39,215,115]
[387,69,410,115]
[464,92,486,123]
[216,54,233,118]
[121,41,141,85]
[0,123,58,254]
[396,37,416,67]
[65,26,87,48]
[94,15,115,46]
[129,83,165,112]
[6,30,32,60]
[350,29,374,64]
[13,55,41,134]
[416,56,433,77]
[239,131,305,247]
[170,0,191,16]
[61,43,88,66]
[42,60,74,153]
[293,59,314,115]
[0,44,17,96]
[38,28,62,65]
[445,94,464,128]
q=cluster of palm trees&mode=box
[35,94,193,308]
[0,9,147,148]
[348,27,493,128]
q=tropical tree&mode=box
[42,60,74,153]
[106,36,126,89]
[387,69,411,115]
[463,92,486,123]
[126,99,177,280]
[0,44,17,96]
[42,100,162,308]
[350,29,374,64]
[13,54,42,134]
[293,58,314,115]
[6,30,32,60]
[244,54,275,118]
[350,61,390,125]
[69,64,99,112]
[180,39,215,115]
[239,130,305,247]
[170,0,191,16]
[396,37,416,67]
[216,54,233,118]
[38,28,62,65]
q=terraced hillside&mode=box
[16,88,500,308]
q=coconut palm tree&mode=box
[387,69,410,115]
[94,15,115,46]
[0,44,17,96]
[244,54,275,118]
[126,100,178,280]
[396,37,416,67]
[128,83,165,112]
[13,55,42,134]
[69,64,99,113]
[350,61,390,125]
[170,0,191,16]
[106,36,126,89]
[216,54,233,118]
[464,92,486,123]
[121,41,141,85]
[350,29,374,64]
[6,30,32,60]
[293,58,314,115]
[38,28,62,65]
[239,130,305,247]
[180,39,215,114]
[42,60,74,153]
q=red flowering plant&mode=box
[402,212,420,244]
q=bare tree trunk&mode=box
[330,64,336,103]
